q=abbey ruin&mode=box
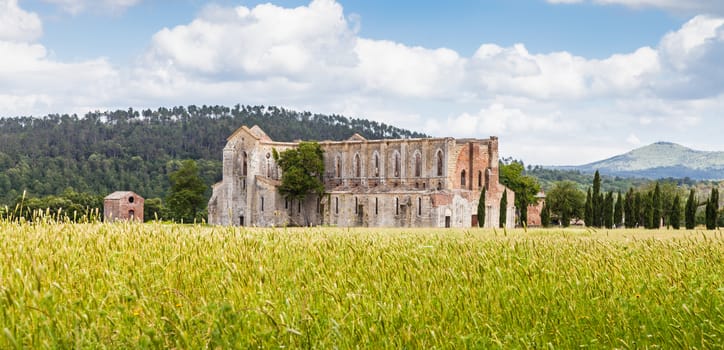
[208,125,515,228]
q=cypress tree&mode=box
[499,190,507,229]
[614,190,623,228]
[604,191,614,229]
[477,187,486,228]
[670,195,681,229]
[644,191,654,229]
[652,182,661,229]
[541,201,550,228]
[584,188,593,227]
[705,187,718,230]
[713,188,719,228]
[685,189,696,230]
[592,171,601,227]
[561,203,571,228]
[519,185,528,227]
[624,188,634,228]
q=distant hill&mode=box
[0,105,426,205]
[553,142,724,180]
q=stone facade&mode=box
[526,192,546,227]
[208,125,515,228]
[104,191,144,222]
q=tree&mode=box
[670,195,681,229]
[499,190,507,228]
[166,159,207,223]
[624,188,634,228]
[541,201,551,228]
[477,187,486,227]
[685,189,696,229]
[614,190,623,228]
[705,188,719,230]
[604,191,614,229]
[592,170,601,227]
[547,181,585,227]
[499,160,541,227]
[584,188,593,227]
[274,142,325,225]
[652,182,661,228]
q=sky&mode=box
[2,0,724,165]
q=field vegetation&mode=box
[0,221,722,348]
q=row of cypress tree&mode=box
[584,170,719,229]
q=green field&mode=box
[1,221,722,348]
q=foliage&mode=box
[546,181,585,227]
[1,223,722,348]
[499,160,541,226]
[705,188,719,229]
[6,189,103,222]
[274,142,325,202]
[0,105,424,207]
[166,160,207,223]
[584,188,593,227]
[592,171,602,227]
[477,187,486,227]
[685,189,696,229]
[652,182,662,229]
[540,201,551,228]
[499,190,507,228]
[670,196,681,229]
[527,166,654,193]
[614,191,623,228]
[603,191,614,229]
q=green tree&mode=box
[477,187,486,227]
[624,188,634,228]
[670,195,681,229]
[143,197,167,222]
[705,188,719,230]
[614,190,623,228]
[274,142,325,225]
[652,182,661,228]
[547,181,585,227]
[604,191,614,229]
[499,161,541,227]
[592,170,602,227]
[541,201,551,228]
[685,189,696,229]
[584,188,593,227]
[166,160,207,223]
[499,190,507,229]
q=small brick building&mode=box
[104,191,144,222]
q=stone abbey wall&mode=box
[208,125,516,228]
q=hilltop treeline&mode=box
[0,104,426,206]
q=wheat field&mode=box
[0,220,722,348]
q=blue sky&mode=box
[2,0,724,165]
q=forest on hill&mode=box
[0,105,425,210]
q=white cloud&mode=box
[42,0,142,14]
[3,0,724,164]
[0,0,42,42]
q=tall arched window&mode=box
[461,170,466,187]
[436,150,444,176]
[354,153,361,178]
[335,154,341,178]
[478,170,483,188]
[418,197,422,216]
[395,197,399,215]
[414,152,422,177]
[242,151,248,176]
[393,151,400,178]
[373,152,380,177]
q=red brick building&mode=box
[104,191,144,222]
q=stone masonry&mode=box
[208,125,515,228]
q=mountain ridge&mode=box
[551,142,724,180]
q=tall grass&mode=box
[0,221,722,348]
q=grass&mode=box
[0,221,722,348]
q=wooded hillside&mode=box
[0,104,426,206]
